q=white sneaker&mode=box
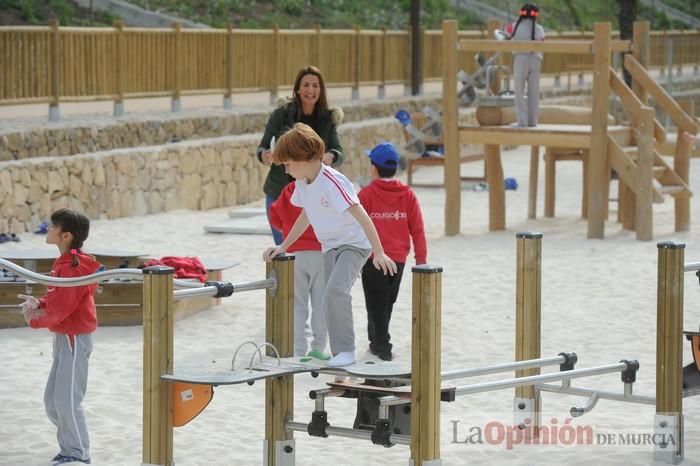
[327,351,356,367]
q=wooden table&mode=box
[457,124,633,230]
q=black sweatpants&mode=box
[361,260,405,354]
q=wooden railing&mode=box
[1,22,698,107]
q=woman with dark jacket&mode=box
[257,65,344,244]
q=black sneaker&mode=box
[377,351,393,361]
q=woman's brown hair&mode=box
[292,65,328,119]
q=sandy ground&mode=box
[2,145,700,466]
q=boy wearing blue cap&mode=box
[359,143,427,361]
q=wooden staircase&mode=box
[608,137,692,205]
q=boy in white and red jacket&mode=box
[19,208,101,466]
[269,182,329,360]
[358,143,427,361]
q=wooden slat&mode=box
[458,39,592,54]
[264,256,294,465]
[609,69,666,143]
[656,242,684,414]
[635,107,655,240]
[442,20,460,236]
[410,265,442,465]
[587,23,612,239]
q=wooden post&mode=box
[635,107,654,241]
[528,146,539,219]
[314,24,322,68]
[171,22,182,113]
[486,144,505,230]
[410,264,442,466]
[223,23,234,109]
[378,28,387,99]
[514,232,542,437]
[142,266,174,466]
[270,25,279,105]
[674,99,694,232]
[442,20,460,236]
[48,19,60,122]
[655,241,684,465]
[352,26,360,100]
[113,20,125,117]
[621,21,651,230]
[586,22,612,239]
[264,255,295,466]
[544,149,555,218]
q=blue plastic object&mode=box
[394,109,412,126]
[504,177,518,190]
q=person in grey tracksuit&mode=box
[507,3,546,127]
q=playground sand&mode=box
[2,145,700,466]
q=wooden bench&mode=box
[0,251,239,328]
[403,111,486,188]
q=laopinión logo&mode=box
[450,418,677,451]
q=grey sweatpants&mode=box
[322,245,370,354]
[513,53,542,127]
[293,250,327,356]
[45,333,92,461]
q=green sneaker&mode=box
[307,349,331,361]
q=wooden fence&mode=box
[1,22,698,108]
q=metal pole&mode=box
[286,421,411,446]
[537,383,655,406]
[441,355,567,381]
[380,363,629,407]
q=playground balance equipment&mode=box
[2,236,698,465]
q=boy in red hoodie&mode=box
[358,143,427,361]
[269,182,329,360]
[19,208,102,465]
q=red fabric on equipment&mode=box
[143,256,208,282]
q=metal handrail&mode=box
[0,257,208,289]
[173,277,276,301]
[0,258,142,286]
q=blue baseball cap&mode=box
[365,143,399,169]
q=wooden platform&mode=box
[458,124,633,149]
[0,255,238,328]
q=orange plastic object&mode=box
[693,335,700,372]
[172,382,214,427]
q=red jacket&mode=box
[269,183,322,253]
[358,179,427,264]
[30,251,102,335]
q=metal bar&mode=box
[173,286,219,301]
[0,259,142,286]
[380,363,627,407]
[286,421,411,445]
[684,261,700,272]
[172,278,276,301]
[231,278,276,293]
[441,355,566,381]
[452,363,627,396]
[537,383,655,405]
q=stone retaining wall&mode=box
[0,93,596,234]
[0,96,443,161]
[0,117,439,234]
